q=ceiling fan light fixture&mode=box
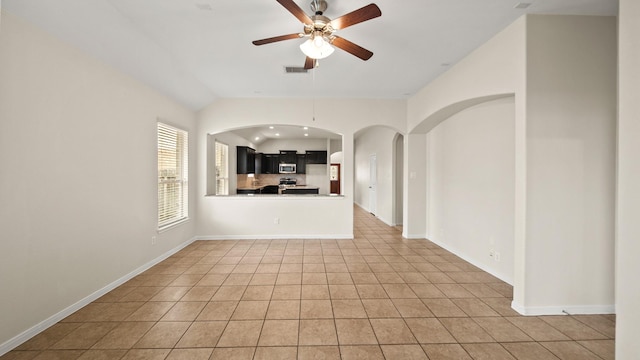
[300,33,334,59]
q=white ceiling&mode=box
[231,124,341,145]
[3,0,618,111]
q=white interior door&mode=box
[369,154,377,215]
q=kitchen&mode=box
[236,148,328,195]
[207,125,342,196]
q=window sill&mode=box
[158,217,190,233]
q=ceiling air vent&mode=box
[284,66,309,74]
[514,2,531,9]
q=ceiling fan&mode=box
[252,0,382,69]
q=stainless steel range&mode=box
[279,177,297,188]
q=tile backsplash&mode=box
[237,174,307,188]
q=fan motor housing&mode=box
[304,15,333,35]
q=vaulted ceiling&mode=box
[3,0,618,110]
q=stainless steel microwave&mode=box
[279,163,296,174]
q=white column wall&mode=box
[616,0,640,356]
[0,12,197,351]
[522,15,616,314]
[403,133,428,239]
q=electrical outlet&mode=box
[151,236,157,245]
[274,217,280,224]
[495,252,501,262]
[489,250,495,258]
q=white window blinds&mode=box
[215,141,229,195]
[157,122,188,229]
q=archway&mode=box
[354,125,405,227]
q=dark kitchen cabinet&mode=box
[255,153,264,174]
[279,150,297,164]
[262,153,280,174]
[296,154,306,174]
[237,188,259,194]
[237,146,256,174]
[261,185,280,194]
[305,150,327,164]
[282,187,319,195]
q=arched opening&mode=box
[206,125,342,196]
[408,95,516,284]
[354,125,405,227]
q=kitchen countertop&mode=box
[236,185,267,191]
[236,185,319,191]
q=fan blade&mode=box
[331,36,373,61]
[277,0,313,24]
[330,3,381,30]
[304,57,316,69]
[252,33,302,46]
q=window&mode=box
[215,141,229,195]
[157,122,188,229]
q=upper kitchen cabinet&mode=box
[237,146,256,174]
[262,153,280,174]
[305,150,327,164]
[279,150,297,164]
[296,154,306,174]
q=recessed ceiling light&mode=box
[269,126,274,129]
[275,133,280,136]
[255,137,260,141]
[304,133,309,137]
[303,127,309,130]
[514,2,531,9]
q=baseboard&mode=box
[195,234,354,240]
[426,236,513,285]
[0,236,197,357]
[403,233,427,239]
[511,301,616,316]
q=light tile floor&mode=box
[2,206,615,359]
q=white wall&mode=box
[394,134,404,226]
[330,151,343,163]
[523,15,616,313]
[407,18,526,133]
[427,97,515,284]
[0,11,197,351]
[196,98,406,239]
[616,0,640,356]
[257,138,327,153]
